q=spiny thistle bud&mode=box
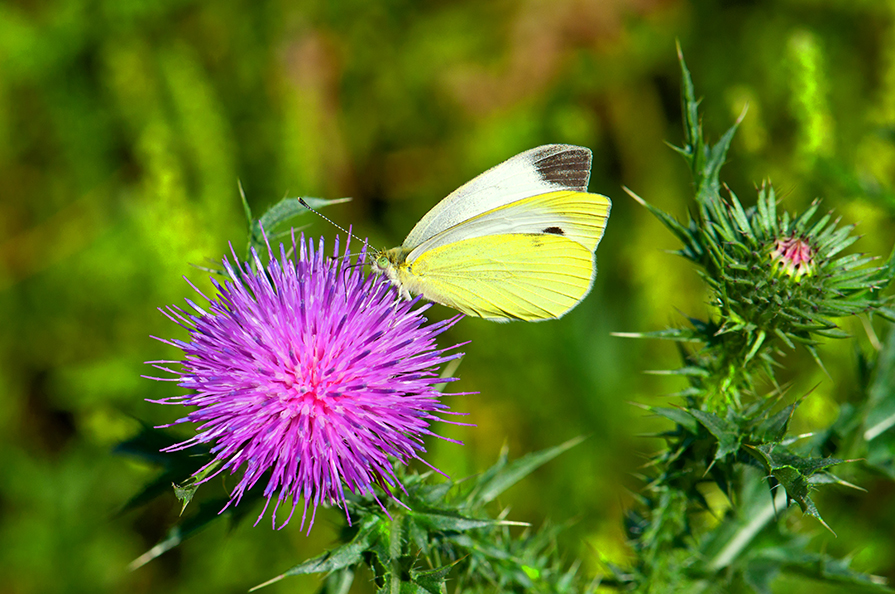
[634,176,893,398]
[701,183,887,350]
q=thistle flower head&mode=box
[147,234,468,531]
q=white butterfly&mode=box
[372,144,611,321]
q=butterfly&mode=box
[372,144,611,321]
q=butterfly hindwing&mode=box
[398,233,596,321]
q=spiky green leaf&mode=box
[252,516,381,590]
[470,436,585,506]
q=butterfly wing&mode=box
[402,145,593,249]
[405,189,610,262]
[396,233,596,321]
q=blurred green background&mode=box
[2,0,895,592]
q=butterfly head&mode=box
[370,247,401,275]
[371,247,414,300]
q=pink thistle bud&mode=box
[772,236,815,280]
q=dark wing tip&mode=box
[531,145,592,191]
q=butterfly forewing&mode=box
[402,145,594,249]
[406,190,610,262]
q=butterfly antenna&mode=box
[298,198,368,245]
[298,198,382,265]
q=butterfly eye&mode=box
[376,255,389,268]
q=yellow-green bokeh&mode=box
[0,1,893,592]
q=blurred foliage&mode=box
[2,0,895,593]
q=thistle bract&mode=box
[146,234,467,531]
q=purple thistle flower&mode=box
[146,234,469,531]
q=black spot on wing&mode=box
[532,145,592,191]
[543,226,564,235]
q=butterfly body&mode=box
[372,145,610,321]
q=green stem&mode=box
[387,514,404,594]
[706,489,789,571]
